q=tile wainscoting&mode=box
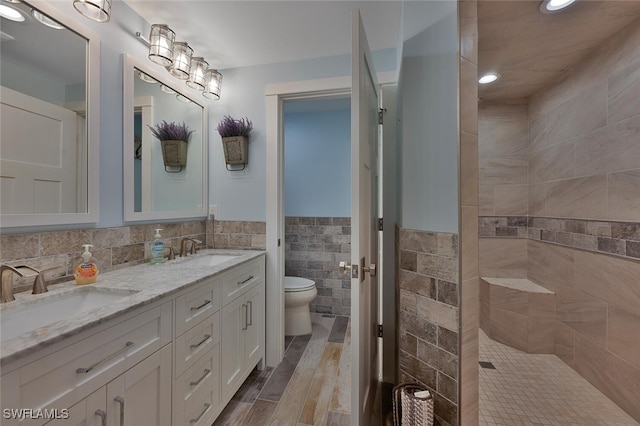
[397,226,460,426]
[0,219,266,294]
[284,216,351,316]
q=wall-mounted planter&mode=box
[160,139,188,172]
[222,136,248,170]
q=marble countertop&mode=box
[0,249,265,366]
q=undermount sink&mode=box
[183,254,240,267]
[0,287,139,342]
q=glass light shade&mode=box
[148,24,175,67]
[137,71,157,84]
[167,42,192,80]
[73,0,111,23]
[203,70,222,100]
[176,94,191,103]
[160,84,175,94]
[186,57,209,90]
[0,4,25,22]
[31,9,64,29]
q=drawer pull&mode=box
[114,396,125,426]
[95,409,107,426]
[190,403,211,424]
[190,334,211,349]
[247,300,253,326]
[76,341,134,374]
[190,299,211,311]
[190,368,211,387]
[238,275,254,285]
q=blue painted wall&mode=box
[284,108,351,217]
[397,1,459,233]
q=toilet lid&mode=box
[285,277,315,292]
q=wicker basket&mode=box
[392,383,434,426]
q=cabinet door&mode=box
[106,345,171,426]
[45,387,106,426]
[220,295,245,401]
[244,284,264,369]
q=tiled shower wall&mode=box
[478,19,640,422]
[0,219,266,294]
[397,227,460,426]
[284,216,351,316]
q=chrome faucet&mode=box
[179,238,202,257]
[0,264,48,303]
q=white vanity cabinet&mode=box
[0,253,266,426]
[219,260,265,402]
[0,301,172,426]
[172,278,221,426]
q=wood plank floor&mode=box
[212,313,351,426]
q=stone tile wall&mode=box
[284,217,351,316]
[0,219,266,294]
[397,227,460,426]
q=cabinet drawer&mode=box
[175,311,219,378]
[5,302,171,426]
[174,345,219,426]
[220,259,264,305]
[175,280,219,336]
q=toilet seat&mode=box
[284,277,315,292]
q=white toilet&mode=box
[284,276,317,336]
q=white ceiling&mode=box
[123,0,404,70]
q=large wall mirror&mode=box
[123,54,207,222]
[0,0,100,228]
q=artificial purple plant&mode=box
[216,115,253,138]
[148,120,195,142]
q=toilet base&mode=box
[285,304,312,336]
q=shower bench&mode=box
[480,277,556,354]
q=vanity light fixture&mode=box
[479,72,500,84]
[32,9,65,29]
[203,69,223,100]
[73,0,111,23]
[148,24,174,67]
[0,4,26,22]
[186,57,208,90]
[134,25,224,100]
[540,0,577,13]
[167,41,192,80]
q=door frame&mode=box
[264,71,395,366]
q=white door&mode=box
[350,10,379,425]
[0,86,78,214]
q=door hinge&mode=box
[378,108,385,125]
[277,238,281,247]
[378,218,383,231]
[377,324,384,338]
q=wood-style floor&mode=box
[213,313,351,426]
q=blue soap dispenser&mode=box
[150,228,165,265]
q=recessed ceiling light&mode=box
[0,4,25,22]
[32,9,65,29]
[540,0,577,13]
[479,73,500,84]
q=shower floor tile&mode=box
[479,330,639,425]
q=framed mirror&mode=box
[123,54,207,222]
[0,0,100,227]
